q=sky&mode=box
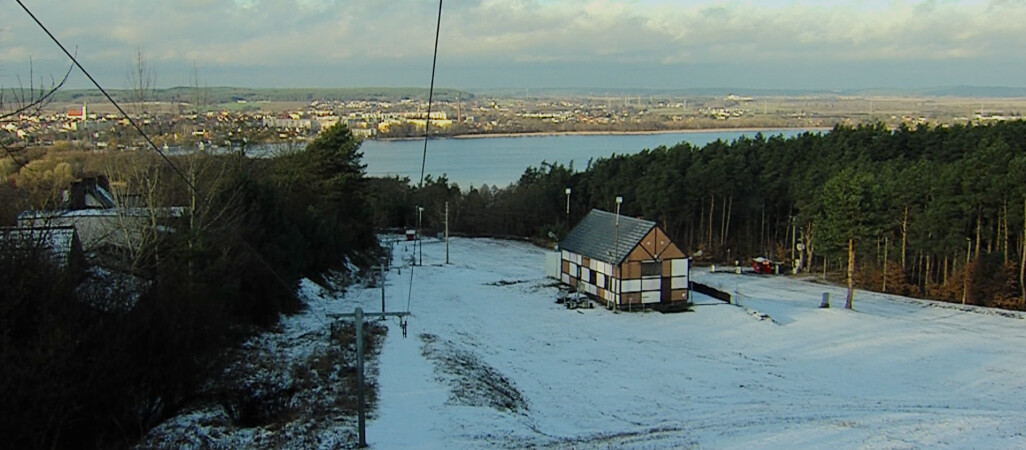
[2,0,1025,91]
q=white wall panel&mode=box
[672,258,689,277]
[642,291,660,303]
[545,252,561,279]
[671,276,689,289]
[622,279,641,293]
[641,278,661,291]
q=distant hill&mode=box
[472,86,1026,99]
[51,87,473,105]
[48,85,1026,106]
[902,86,1026,98]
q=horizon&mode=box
[47,84,1026,96]
[3,1,1026,92]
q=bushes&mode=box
[0,123,384,447]
[0,236,234,447]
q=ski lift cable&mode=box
[407,0,444,314]
[16,0,197,195]
[17,1,303,303]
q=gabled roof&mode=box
[561,209,656,265]
[0,226,81,267]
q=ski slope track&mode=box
[356,237,1026,448]
[144,237,1026,448]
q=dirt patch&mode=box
[139,319,387,449]
[419,333,528,414]
[485,279,531,286]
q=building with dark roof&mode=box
[560,209,690,311]
[0,226,85,275]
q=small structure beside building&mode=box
[559,209,690,312]
[0,226,85,275]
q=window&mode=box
[641,260,661,277]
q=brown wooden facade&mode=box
[560,210,690,310]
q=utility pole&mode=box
[355,308,366,447]
[445,201,450,264]
[328,308,410,448]
[882,236,889,293]
[417,206,424,266]
[615,196,622,313]
[565,187,572,227]
[790,217,796,272]
[380,261,386,317]
[963,238,972,305]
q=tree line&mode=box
[370,121,1026,310]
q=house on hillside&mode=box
[560,209,690,312]
[17,175,183,253]
[0,226,85,275]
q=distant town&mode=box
[6,87,1026,150]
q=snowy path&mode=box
[336,237,1026,449]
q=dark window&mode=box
[641,261,661,277]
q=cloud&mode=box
[3,0,1025,88]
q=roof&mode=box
[0,226,81,267]
[18,206,187,220]
[560,209,656,265]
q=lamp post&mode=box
[417,206,424,266]
[565,187,572,226]
[614,196,622,312]
[963,237,971,305]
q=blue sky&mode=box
[2,0,1024,91]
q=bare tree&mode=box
[103,153,167,274]
[1,59,75,215]
[0,57,72,121]
[126,48,156,117]
[189,62,209,114]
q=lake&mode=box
[360,129,812,188]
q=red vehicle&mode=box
[752,257,774,274]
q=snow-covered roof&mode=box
[561,209,656,265]
[0,226,80,266]
[18,206,186,220]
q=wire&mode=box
[16,1,302,301]
[418,0,444,191]
[407,0,444,314]
[15,0,198,195]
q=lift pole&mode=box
[328,308,410,448]
[445,201,450,264]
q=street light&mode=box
[614,196,622,312]
[565,187,572,226]
[418,206,425,266]
[963,237,971,305]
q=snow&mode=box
[346,237,1026,448]
[145,236,1026,448]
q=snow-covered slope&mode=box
[345,237,1026,449]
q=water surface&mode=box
[361,130,810,188]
